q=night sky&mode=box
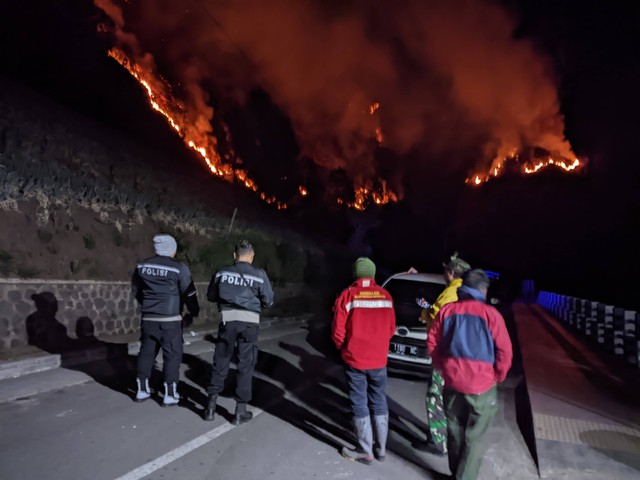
[1,0,639,308]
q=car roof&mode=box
[381,272,446,288]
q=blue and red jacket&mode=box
[332,278,396,370]
[427,287,513,394]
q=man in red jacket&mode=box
[332,257,396,465]
[427,269,513,480]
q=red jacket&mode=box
[332,278,396,370]
[427,297,512,395]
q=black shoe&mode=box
[203,396,217,422]
[232,411,253,426]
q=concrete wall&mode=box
[0,279,307,349]
[537,291,639,367]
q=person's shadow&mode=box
[25,292,140,398]
[181,352,226,419]
[179,332,352,443]
[253,343,353,450]
[299,316,444,472]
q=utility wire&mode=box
[192,0,253,66]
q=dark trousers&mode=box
[207,321,259,403]
[137,320,183,384]
[344,365,388,418]
[444,386,498,480]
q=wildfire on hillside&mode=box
[343,180,399,211]
[108,47,399,210]
[108,48,287,209]
[466,148,583,186]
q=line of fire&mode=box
[107,47,401,211]
[109,47,583,209]
[466,148,583,186]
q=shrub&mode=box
[197,237,235,275]
[0,250,13,276]
[16,266,39,278]
[37,229,53,243]
[113,231,124,247]
[83,234,96,250]
[277,242,308,283]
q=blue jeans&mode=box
[344,366,388,418]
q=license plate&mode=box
[390,342,418,357]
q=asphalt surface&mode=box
[0,321,538,480]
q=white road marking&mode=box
[114,409,263,480]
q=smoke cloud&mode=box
[95,0,576,196]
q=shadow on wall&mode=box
[25,291,135,396]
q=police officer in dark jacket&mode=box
[132,234,199,406]
[204,239,274,424]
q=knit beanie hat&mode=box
[353,257,376,279]
[153,234,177,257]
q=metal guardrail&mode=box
[537,291,639,367]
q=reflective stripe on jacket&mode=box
[207,261,274,314]
[132,255,199,320]
[332,278,396,370]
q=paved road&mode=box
[0,321,537,480]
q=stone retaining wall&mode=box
[0,279,307,349]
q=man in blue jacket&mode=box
[204,239,274,424]
[132,234,199,406]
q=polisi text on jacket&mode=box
[137,263,180,277]
[141,267,168,277]
[220,273,254,287]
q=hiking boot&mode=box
[231,402,253,426]
[135,378,151,403]
[162,382,180,407]
[204,395,217,421]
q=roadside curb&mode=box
[0,354,61,381]
[0,314,314,382]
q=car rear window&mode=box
[385,279,445,328]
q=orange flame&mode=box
[466,149,583,186]
[523,157,580,174]
[345,180,398,210]
[369,102,384,145]
[374,127,384,145]
[108,48,285,207]
[109,48,396,210]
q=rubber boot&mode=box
[204,395,217,421]
[373,414,389,461]
[135,378,151,403]
[162,382,180,407]
[341,416,374,465]
[231,402,253,425]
